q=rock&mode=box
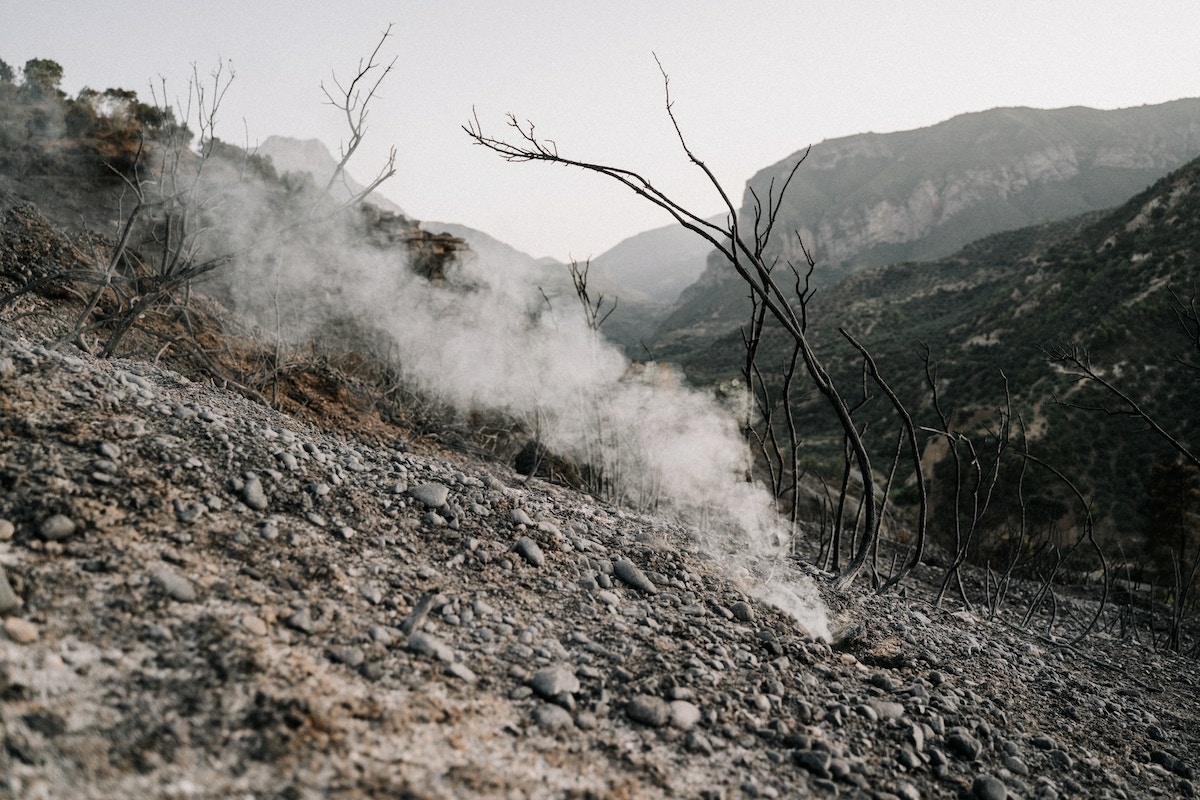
[531,666,580,699]
[972,775,1007,800]
[444,662,477,684]
[408,483,450,508]
[151,567,197,602]
[0,518,14,541]
[947,727,983,761]
[0,567,20,614]
[871,700,906,721]
[613,559,657,594]
[408,631,455,663]
[241,473,268,511]
[509,508,534,527]
[4,617,38,644]
[39,513,77,541]
[241,614,268,636]
[533,703,574,730]
[793,749,833,780]
[1031,734,1057,750]
[730,600,754,622]
[329,647,365,668]
[1002,755,1029,776]
[669,700,701,730]
[626,695,671,727]
[284,607,316,634]
[515,536,545,567]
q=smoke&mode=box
[193,155,831,641]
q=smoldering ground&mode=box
[185,152,831,640]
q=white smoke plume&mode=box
[193,155,831,641]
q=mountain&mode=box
[654,99,1200,361]
[589,217,723,306]
[694,153,1200,546]
[257,135,406,215]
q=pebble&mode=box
[533,703,575,730]
[4,617,39,644]
[241,614,268,636]
[0,567,20,614]
[530,665,580,699]
[972,775,1007,800]
[409,483,450,508]
[241,474,268,511]
[284,607,316,635]
[870,700,906,721]
[669,700,701,730]
[730,600,754,622]
[151,567,197,602]
[39,513,77,541]
[613,558,657,594]
[445,662,477,683]
[626,694,671,727]
[0,518,13,540]
[408,631,455,663]
[509,508,534,527]
[515,536,545,567]
[793,749,833,780]
[947,727,983,761]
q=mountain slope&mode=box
[655,98,1200,361]
[701,154,1200,545]
[589,216,724,306]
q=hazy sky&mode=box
[4,1,1199,260]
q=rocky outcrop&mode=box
[654,99,1200,356]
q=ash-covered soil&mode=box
[0,326,1197,800]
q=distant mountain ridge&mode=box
[652,98,1200,361]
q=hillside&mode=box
[654,99,1200,360]
[2,55,1199,800]
[682,153,1200,553]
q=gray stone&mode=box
[515,536,545,567]
[408,631,455,663]
[669,700,701,730]
[329,647,365,668]
[509,508,534,527]
[730,600,754,622]
[1031,734,1057,750]
[0,518,13,541]
[613,559,657,594]
[947,727,983,761]
[285,607,316,634]
[151,567,197,602]
[241,474,268,511]
[533,703,574,730]
[972,775,1007,800]
[793,749,832,779]
[871,700,906,721]
[531,666,580,699]
[445,662,477,684]
[1002,755,1029,776]
[0,566,20,614]
[409,482,450,508]
[39,514,76,541]
[626,694,671,727]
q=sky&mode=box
[3,1,1200,261]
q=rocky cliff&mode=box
[654,99,1200,358]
